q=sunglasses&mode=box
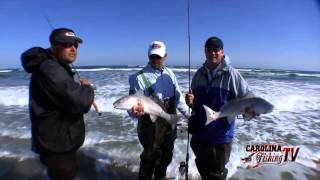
[149,54,162,60]
[55,42,79,48]
[206,47,221,53]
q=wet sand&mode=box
[0,151,138,180]
[229,162,320,180]
[0,151,319,180]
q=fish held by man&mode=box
[203,96,274,125]
[113,94,179,129]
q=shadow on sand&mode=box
[0,150,138,180]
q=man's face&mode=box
[149,54,166,70]
[52,42,79,64]
[205,47,224,65]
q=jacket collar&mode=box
[146,62,165,73]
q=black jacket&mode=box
[21,47,94,154]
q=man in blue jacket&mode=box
[129,41,190,180]
[185,37,252,180]
[21,28,94,180]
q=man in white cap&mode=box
[128,41,189,180]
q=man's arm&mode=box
[231,69,249,98]
[39,60,94,115]
[171,73,191,119]
[231,69,259,119]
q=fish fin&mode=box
[203,105,220,125]
[149,114,157,123]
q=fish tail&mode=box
[169,114,179,130]
[203,105,220,126]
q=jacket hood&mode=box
[21,47,50,73]
[221,55,231,70]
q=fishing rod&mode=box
[180,0,191,179]
[187,0,191,90]
[44,14,102,116]
[186,0,192,178]
[44,13,54,30]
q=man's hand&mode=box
[132,102,145,117]
[185,89,194,108]
[244,106,257,116]
[80,79,91,86]
[243,105,259,120]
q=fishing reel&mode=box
[179,161,186,176]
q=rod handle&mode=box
[92,101,102,116]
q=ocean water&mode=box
[0,66,319,179]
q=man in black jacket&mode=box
[21,28,94,180]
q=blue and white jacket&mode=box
[129,63,190,119]
[189,56,249,144]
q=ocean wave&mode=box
[240,71,320,78]
[237,68,253,72]
[5,65,317,79]
[0,68,319,179]
[170,68,197,72]
[76,67,142,72]
[0,70,13,73]
[75,67,199,73]
[287,73,320,78]
[0,129,30,139]
[0,86,29,106]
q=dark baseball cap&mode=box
[49,28,83,45]
[205,36,223,50]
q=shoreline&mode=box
[0,151,319,180]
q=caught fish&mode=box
[203,96,274,125]
[113,94,178,129]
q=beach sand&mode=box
[0,151,138,180]
[229,162,320,180]
[0,151,319,180]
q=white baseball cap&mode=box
[148,41,166,58]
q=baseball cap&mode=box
[205,36,223,50]
[148,41,166,58]
[50,28,83,45]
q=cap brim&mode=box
[149,50,165,58]
[55,36,83,44]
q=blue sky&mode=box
[0,0,319,71]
